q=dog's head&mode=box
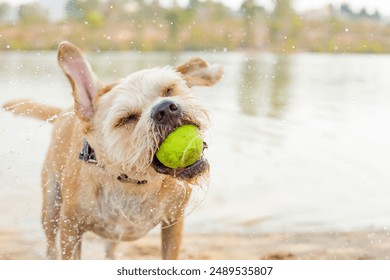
[58,41,222,183]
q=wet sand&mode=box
[1,230,389,260]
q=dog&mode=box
[3,41,222,260]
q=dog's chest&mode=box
[87,186,172,241]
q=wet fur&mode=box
[2,41,222,260]
[3,98,62,123]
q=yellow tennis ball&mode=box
[156,125,203,169]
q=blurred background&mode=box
[1,0,390,259]
[0,0,390,52]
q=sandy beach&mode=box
[1,230,390,260]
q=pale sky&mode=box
[4,0,390,16]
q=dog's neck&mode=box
[79,138,148,185]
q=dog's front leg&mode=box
[105,241,118,259]
[59,217,83,260]
[161,220,183,260]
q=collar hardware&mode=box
[79,138,147,185]
[79,138,97,164]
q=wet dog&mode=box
[3,41,222,259]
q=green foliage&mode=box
[86,11,105,27]
[18,2,48,24]
[0,0,389,53]
[270,0,296,47]
[65,0,83,20]
[165,7,180,43]
[65,0,102,21]
[105,0,131,22]
[0,2,10,22]
[240,0,263,48]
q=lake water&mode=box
[1,51,390,236]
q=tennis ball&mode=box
[156,125,203,169]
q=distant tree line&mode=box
[338,3,381,21]
[0,0,387,52]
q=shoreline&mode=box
[1,230,389,260]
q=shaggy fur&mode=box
[3,41,222,260]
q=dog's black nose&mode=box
[152,100,181,124]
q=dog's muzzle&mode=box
[152,154,209,180]
[150,100,209,180]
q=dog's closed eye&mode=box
[164,87,172,97]
[115,112,141,128]
[162,84,175,97]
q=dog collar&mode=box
[79,138,98,164]
[79,138,148,185]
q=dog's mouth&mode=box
[151,140,209,180]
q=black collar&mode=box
[79,138,147,185]
[79,138,97,164]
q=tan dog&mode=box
[3,41,222,260]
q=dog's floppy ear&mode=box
[57,41,100,121]
[176,58,223,87]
